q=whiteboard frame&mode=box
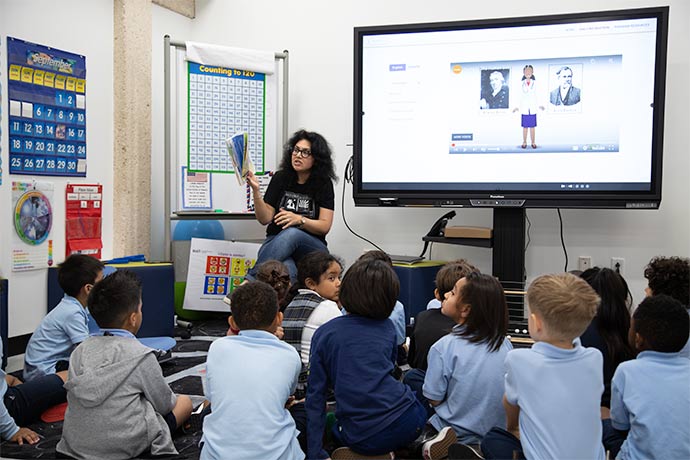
[163,35,289,260]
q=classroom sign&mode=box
[183,238,259,312]
[7,37,87,177]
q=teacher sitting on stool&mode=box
[245,129,338,283]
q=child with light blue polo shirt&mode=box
[603,294,690,460]
[420,272,512,459]
[201,281,303,460]
[482,273,606,460]
[24,254,104,381]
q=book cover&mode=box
[225,132,254,185]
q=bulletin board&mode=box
[164,38,287,218]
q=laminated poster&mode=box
[183,238,259,312]
[12,181,54,271]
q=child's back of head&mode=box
[255,259,292,309]
[58,254,105,297]
[452,272,508,352]
[340,259,399,320]
[357,250,392,266]
[88,270,142,330]
[643,256,689,306]
[633,294,689,353]
[527,273,600,341]
[230,281,279,330]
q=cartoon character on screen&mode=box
[513,65,544,149]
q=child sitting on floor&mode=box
[603,294,690,459]
[481,273,605,460]
[1,339,67,445]
[24,254,104,381]
[306,258,427,459]
[406,259,478,382]
[283,251,342,399]
[201,281,303,460]
[57,270,193,459]
[421,272,513,459]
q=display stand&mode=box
[162,36,289,260]
[422,208,527,331]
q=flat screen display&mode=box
[353,7,668,208]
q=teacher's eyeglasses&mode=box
[292,146,312,158]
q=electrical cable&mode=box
[524,211,531,276]
[557,208,568,271]
[341,156,385,252]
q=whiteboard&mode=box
[171,46,284,213]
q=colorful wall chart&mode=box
[183,238,259,312]
[187,63,265,174]
[7,37,87,177]
[12,181,54,271]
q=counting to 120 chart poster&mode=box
[187,62,265,175]
[7,37,87,177]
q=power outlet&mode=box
[611,257,625,275]
[578,256,592,272]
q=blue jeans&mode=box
[4,373,66,425]
[246,228,328,282]
[403,368,434,418]
[602,418,627,459]
[332,400,427,456]
[481,427,525,460]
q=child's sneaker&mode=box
[331,447,394,459]
[448,442,483,460]
[422,426,457,460]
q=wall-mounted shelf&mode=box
[423,235,492,249]
[171,212,257,221]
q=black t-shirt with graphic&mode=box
[263,170,335,242]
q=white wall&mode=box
[150,0,689,304]
[0,0,114,336]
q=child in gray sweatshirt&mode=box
[57,270,192,460]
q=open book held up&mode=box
[225,132,255,185]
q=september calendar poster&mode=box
[183,238,259,312]
[7,37,87,177]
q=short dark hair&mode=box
[230,281,278,330]
[633,294,689,353]
[644,256,689,306]
[297,252,343,288]
[436,259,479,299]
[88,270,141,328]
[340,259,399,320]
[58,254,105,297]
[453,272,508,352]
[357,250,392,266]
[279,129,338,185]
